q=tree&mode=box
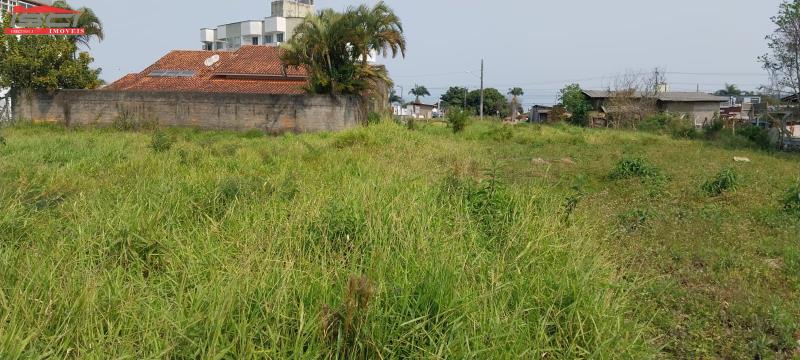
[714,83,742,96]
[389,88,403,105]
[350,1,405,69]
[760,0,800,147]
[281,4,405,96]
[0,13,102,114]
[51,0,104,50]
[440,86,468,110]
[558,84,591,126]
[409,84,430,103]
[508,87,524,120]
[466,88,509,118]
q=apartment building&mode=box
[200,0,314,51]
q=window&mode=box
[276,33,284,43]
[264,35,273,44]
[252,37,259,45]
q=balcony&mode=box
[264,16,286,34]
[201,28,215,43]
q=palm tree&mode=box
[349,1,406,69]
[714,83,742,97]
[508,87,524,120]
[281,6,404,97]
[409,85,430,103]
[52,0,104,49]
[389,89,403,104]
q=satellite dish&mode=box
[204,54,220,67]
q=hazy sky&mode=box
[74,0,783,106]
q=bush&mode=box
[639,113,699,139]
[738,126,772,150]
[703,118,724,139]
[610,157,662,180]
[446,108,469,133]
[150,130,175,153]
[366,112,381,126]
[702,168,738,196]
[609,156,668,195]
[783,182,800,215]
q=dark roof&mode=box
[105,46,307,95]
[583,90,728,103]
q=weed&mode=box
[618,209,652,232]
[782,182,800,215]
[308,199,366,255]
[446,108,469,133]
[703,117,724,139]
[738,126,772,150]
[241,129,264,139]
[609,157,661,180]
[702,168,739,196]
[150,129,175,153]
[321,275,375,358]
[366,112,381,126]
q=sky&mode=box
[73,0,783,106]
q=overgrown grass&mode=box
[0,119,798,358]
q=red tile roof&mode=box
[105,46,308,95]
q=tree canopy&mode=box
[0,11,103,103]
[409,84,430,102]
[714,83,742,96]
[558,84,591,126]
[281,2,405,96]
[52,0,104,49]
[439,87,469,110]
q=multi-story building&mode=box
[201,0,314,51]
[0,0,50,14]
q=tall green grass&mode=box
[0,122,651,358]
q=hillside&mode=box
[0,121,798,358]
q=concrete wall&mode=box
[15,90,363,133]
[660,102,720,127]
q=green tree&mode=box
[0,14,102,108]
[409,84,430,103]
[760,0,800,147]
[281,4,405,96]
[51,0,104,49]
[440,86,469,110]
[558,84,592,126]
[467,88,510,118]
[350,1,405,69]
[714,83,742,96]
[389,88,403,104]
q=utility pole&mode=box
[480,59,484,119]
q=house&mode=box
[528,105,552,123]
[407,101,436,119]
[105,45,308,95]
[582,90,729,127]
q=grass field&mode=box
[0,120,798,358]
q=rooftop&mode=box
[105,46,307,95]
[583,90,729,103]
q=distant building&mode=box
[529,105,553,123]
[582,90,729,127]
[200,0,315,51]
[0,0,50,13]
[105,46,307,95]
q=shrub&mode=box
[366,112,381,125]
[639,113,699,139]
[150,130,175,153]
[446,108,469,133]
[406,117,417,131]
[0,132,5,146]
[783,182,800,215]
[738,126,772,150]
[610,157,662,180]
[702,168,739,196]
[703,118,724,139]
[609,156,668,195]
